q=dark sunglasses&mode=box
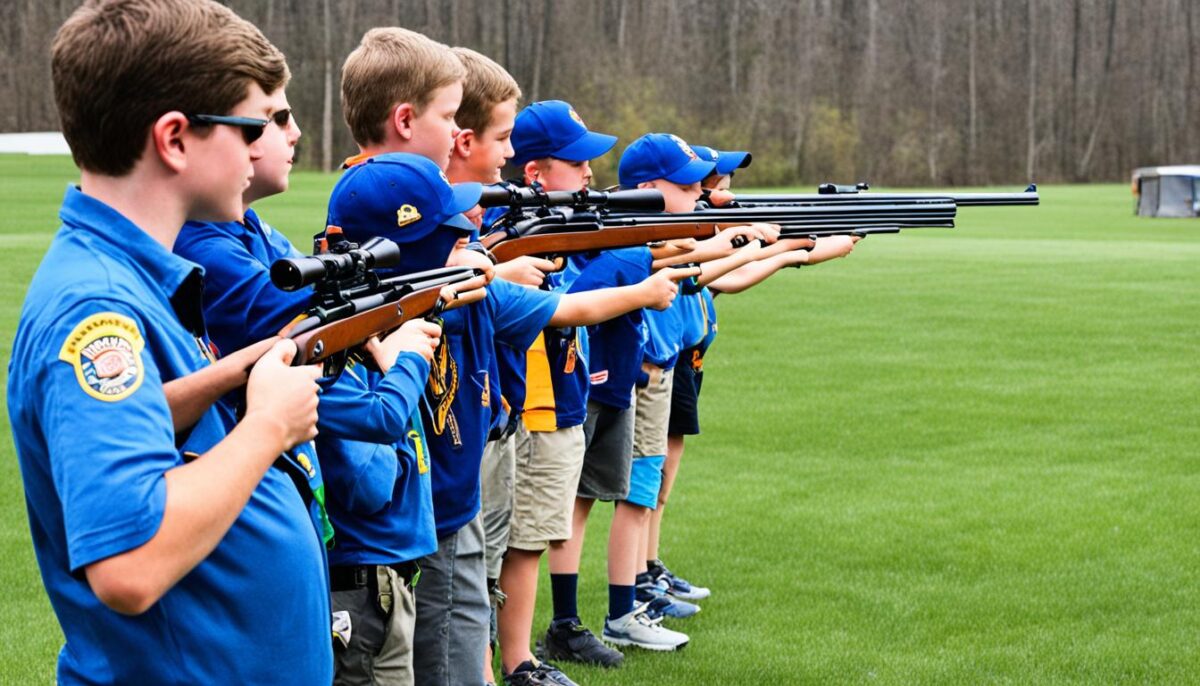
[270,108,293,128]
[185,113,269,144]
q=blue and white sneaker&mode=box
[636,580,701,619]
[641,594,700,620]
[650,560,711,601]
[602,606,689,651]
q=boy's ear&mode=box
[637,181,656,190]
[523,160,540,185]
[392,103,415,141]
[151,112,191,173]
[453,129,475,159]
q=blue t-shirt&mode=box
[494,341,525,428]
[9,188,332,684]
[176,210,436,564]
[569,248,654,409]
[424,279,560,537]
[642,303,684,369]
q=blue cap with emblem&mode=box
[510,100,618,166]
[690,145,753,176]
[618,133,717,187]
[327,152,483,273]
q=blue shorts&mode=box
[625,455,665,509]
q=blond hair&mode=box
[451,47,521,134]
[52,0,289,176]
[341,27,467,146]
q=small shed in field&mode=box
[1131,165,1200,217]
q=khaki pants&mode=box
[508,424,586,551]
[480,434,517,580]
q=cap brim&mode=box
[715,151,752,175]
[449,182,483,214]
[553,130,619,162]
[664,158,718,186]
[442,213,477,233]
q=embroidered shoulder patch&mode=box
[397,204,422,227]
[57,312,145,402]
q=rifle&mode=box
[480,186,731,262]
[702,182,1040,208]
[602,183,1040,241]
[270,228,486,371]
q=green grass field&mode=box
[1,154,1197,684]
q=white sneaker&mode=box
[602,606,689,651]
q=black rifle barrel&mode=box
[733,184,1039,207]
[603,201,959,226]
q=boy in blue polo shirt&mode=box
[327,150,695,686]
[7,1,331,683]
[494,100,624,683]
[173,81,453,684]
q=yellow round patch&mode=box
[57,312,145,402]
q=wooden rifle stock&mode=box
[483,222,722,262]
[280,285,447,365]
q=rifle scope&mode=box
[271,236,401,291]
[478,185,666,213]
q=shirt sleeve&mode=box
[488,279,561,351]
[175,224,312,354]
[315,353,430,444]
[39,300,177,572]
[567,248,652,293]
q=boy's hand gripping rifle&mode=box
[270,227,486,374]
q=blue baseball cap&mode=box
[510,100,618,166]
[690,145,753,175]
[618,133,716,187]
[327,152,482,272]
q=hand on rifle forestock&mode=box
[639,265,702,311]
[701,223,778,260]
[445,241,497,283]
[365,319,443,370]
[441,272,489,309]
[245,339,321,451]
[493,255,559,287]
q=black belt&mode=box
[329,562,420,592]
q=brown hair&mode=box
[451,47,521,135]
[52,0,289,176]
[341,28,467,146]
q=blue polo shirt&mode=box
[8,187,332,684]
[570,248,654,409]
[176,211,437,564]
[424,279,560,537]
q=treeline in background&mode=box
[2,0,1197,188]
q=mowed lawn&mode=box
[1,154,1197,684]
